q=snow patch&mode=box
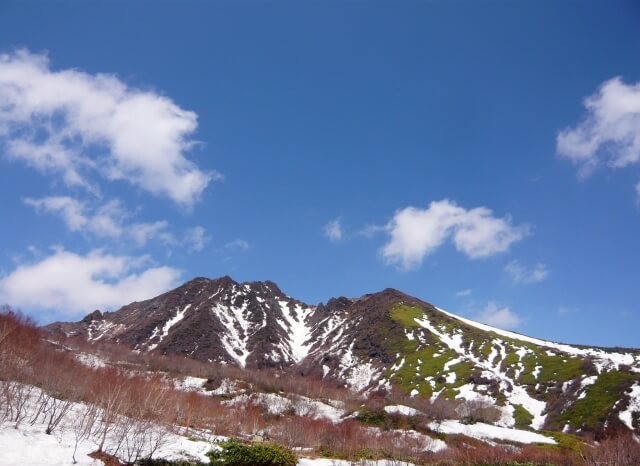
[384,405,421,417]
[148,304,191,351]
[224,393,344,423]
[435,306,639,373]
[278,301,313,363]
[429,420,556,445]
[619,382,640,430]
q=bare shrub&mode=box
[269,416,327,448]
[5,381,34,428]
[71,402,98,464]
[457,398,502,424]
[582,432,640,466]
[92,372,134,453]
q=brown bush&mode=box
[0,307,632,466]
[582,432,640,466]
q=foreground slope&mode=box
[47,276,640,436]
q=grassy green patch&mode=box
[386,302,639,435]
[355,407,387,427]
[389,304,424,328]
[513,403,533,429]
[538,430,586,455]
[536,355,584,384]
[559,370,637,430]
[207,440,297,466]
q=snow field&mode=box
[428,420,556,445]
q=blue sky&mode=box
[1,1,639,348]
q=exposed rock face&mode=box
[48,276,316,368]
[47,276,640,436]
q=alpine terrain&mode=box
[48,276,640,438]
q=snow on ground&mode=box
[75,352,107,369]
[508,385,547,430]
[174,376,244,397]
[0,421,220,466]
[0,395,220,466]
[0,422,100,466]
[210,378,240,396]
[148,304,192,351]
[429,420,556,445]
[175,376,209,392]
[619,382,640,430]
[152,433,220,464]
[384,405,421,417]
[577,375,598,400]
[224,393,345,423]
[415,314,548,430]
[372,428,447,453]
[338,343,381,392]
[277,300,314,363]
[213,301,252,367]
[87,320,125,342]
[435,306,640,372]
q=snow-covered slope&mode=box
[47,277,640,437]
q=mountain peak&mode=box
[45,277,640,437]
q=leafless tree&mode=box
[92,374,132,452]
[6,382,34,428]
[71,402,98,464]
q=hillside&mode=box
[47,276,640,438]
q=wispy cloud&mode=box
[324,218,343,242]
[474,301,523,330]
[557,306,577,315]
[357,224,386,238]
[183,226,211,253]
[0,50,218,207]
[455,288,473,297]
[381,200,529,270]
[504,260,549,284]
[225,239,250,250]
[24,196,167,244]
[24,195,211,251]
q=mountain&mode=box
[47,276,640,437]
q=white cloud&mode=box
[225,238,250,250]
[381,200,529,270]
[129,221,172,247]
[24,196,87,230]
[557,77,640,190]
[504,260,549,284]
[455,288,472,297]
[324,218,343,242]
[357,224,386,238]
[23,195,212,250]
[474,301,522,330]
[184,226,211,252]
[0,248,181,317]
[0,50,217,207]
[24,196,171,246]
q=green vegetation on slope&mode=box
[559,370,638,431]
[385,301,640,437]
[387,304,474,397]
[208,440,297,466]
[513,403,534,429]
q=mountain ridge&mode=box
[46,275,640,437]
